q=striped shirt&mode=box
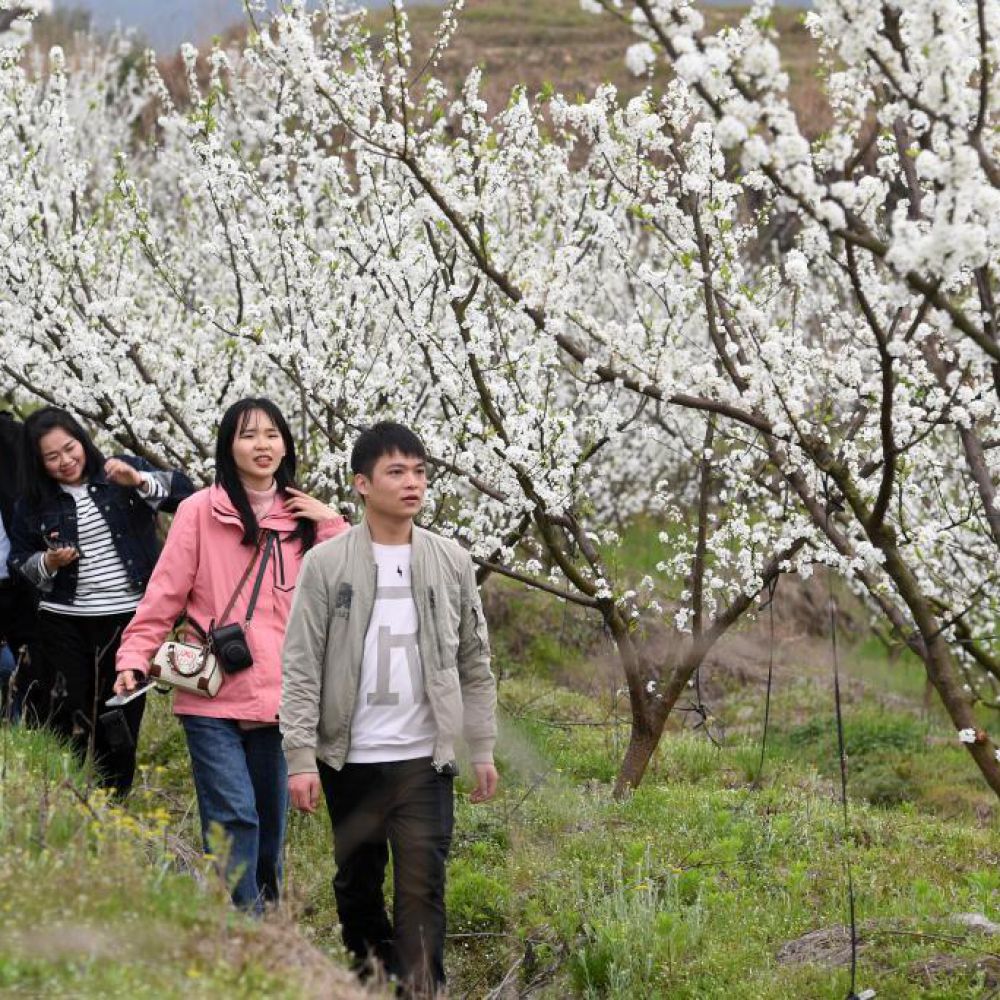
[39,474,166,617]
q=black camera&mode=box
[209,622,254,674]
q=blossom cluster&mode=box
[3,0,1000,788]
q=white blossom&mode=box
[625,42,656,77]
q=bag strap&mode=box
[217,533,267,627]
[184,615,208,642]
[179,531,276,638]
[241,530,276,627]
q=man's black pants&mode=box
[29,609,144,796]
[319,757,454,996]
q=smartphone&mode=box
[105,683,154,707]
[43,535,79,554]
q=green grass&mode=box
[441,681,1000,996]
[3,515,1000,997]
[4,645,999,997]
[0,715,360,999]
[268,661,999,998]
[847,634,935,702]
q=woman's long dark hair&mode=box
[215,397,316,551]
[21,407,105,510]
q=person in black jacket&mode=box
[9,406,195,794]
[0,409,37,719]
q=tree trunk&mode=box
[921,632,1000,797]
[880,541,1000,797]
[614,722,663,798]
[605,611,662,797]
[610,625,708,798]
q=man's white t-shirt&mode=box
[347,543,437,763]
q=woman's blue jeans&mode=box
[179,715,288,912]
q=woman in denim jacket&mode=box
[9,407,194,794]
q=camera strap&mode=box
[241,530,276,627]
[180,531,276,642]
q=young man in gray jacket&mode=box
[281,422,499,996]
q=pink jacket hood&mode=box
[117,485,347,722]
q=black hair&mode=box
[214,397,316,551]
[21,407,105,509]
[350,421,427,479]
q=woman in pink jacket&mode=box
[115,397,346,910]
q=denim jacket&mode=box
[9,455,195,606]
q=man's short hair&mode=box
[351,421,427,479]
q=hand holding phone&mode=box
[43,539,80,572]
[105,683,154,707]
[113,669,145,697]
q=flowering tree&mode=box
[4,0,1000,796]
[569,0,1000,794]
[261,0,1000,792]
[262,0,1000,792]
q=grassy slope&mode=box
[286,572,1000,998]
[2,555,999,997]
[439,591,1000,997]
[0,724,363,999]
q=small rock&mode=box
[776,925,867,968]
[909,953,1000,988]
[950,912,1000,936]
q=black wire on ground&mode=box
[751,577,778,787]
[680,660,725,747]
[822,476,864,1000]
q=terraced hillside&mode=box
[372,1,827,134]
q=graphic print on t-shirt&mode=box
[367,617,422,705]
[347,543,437,763]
